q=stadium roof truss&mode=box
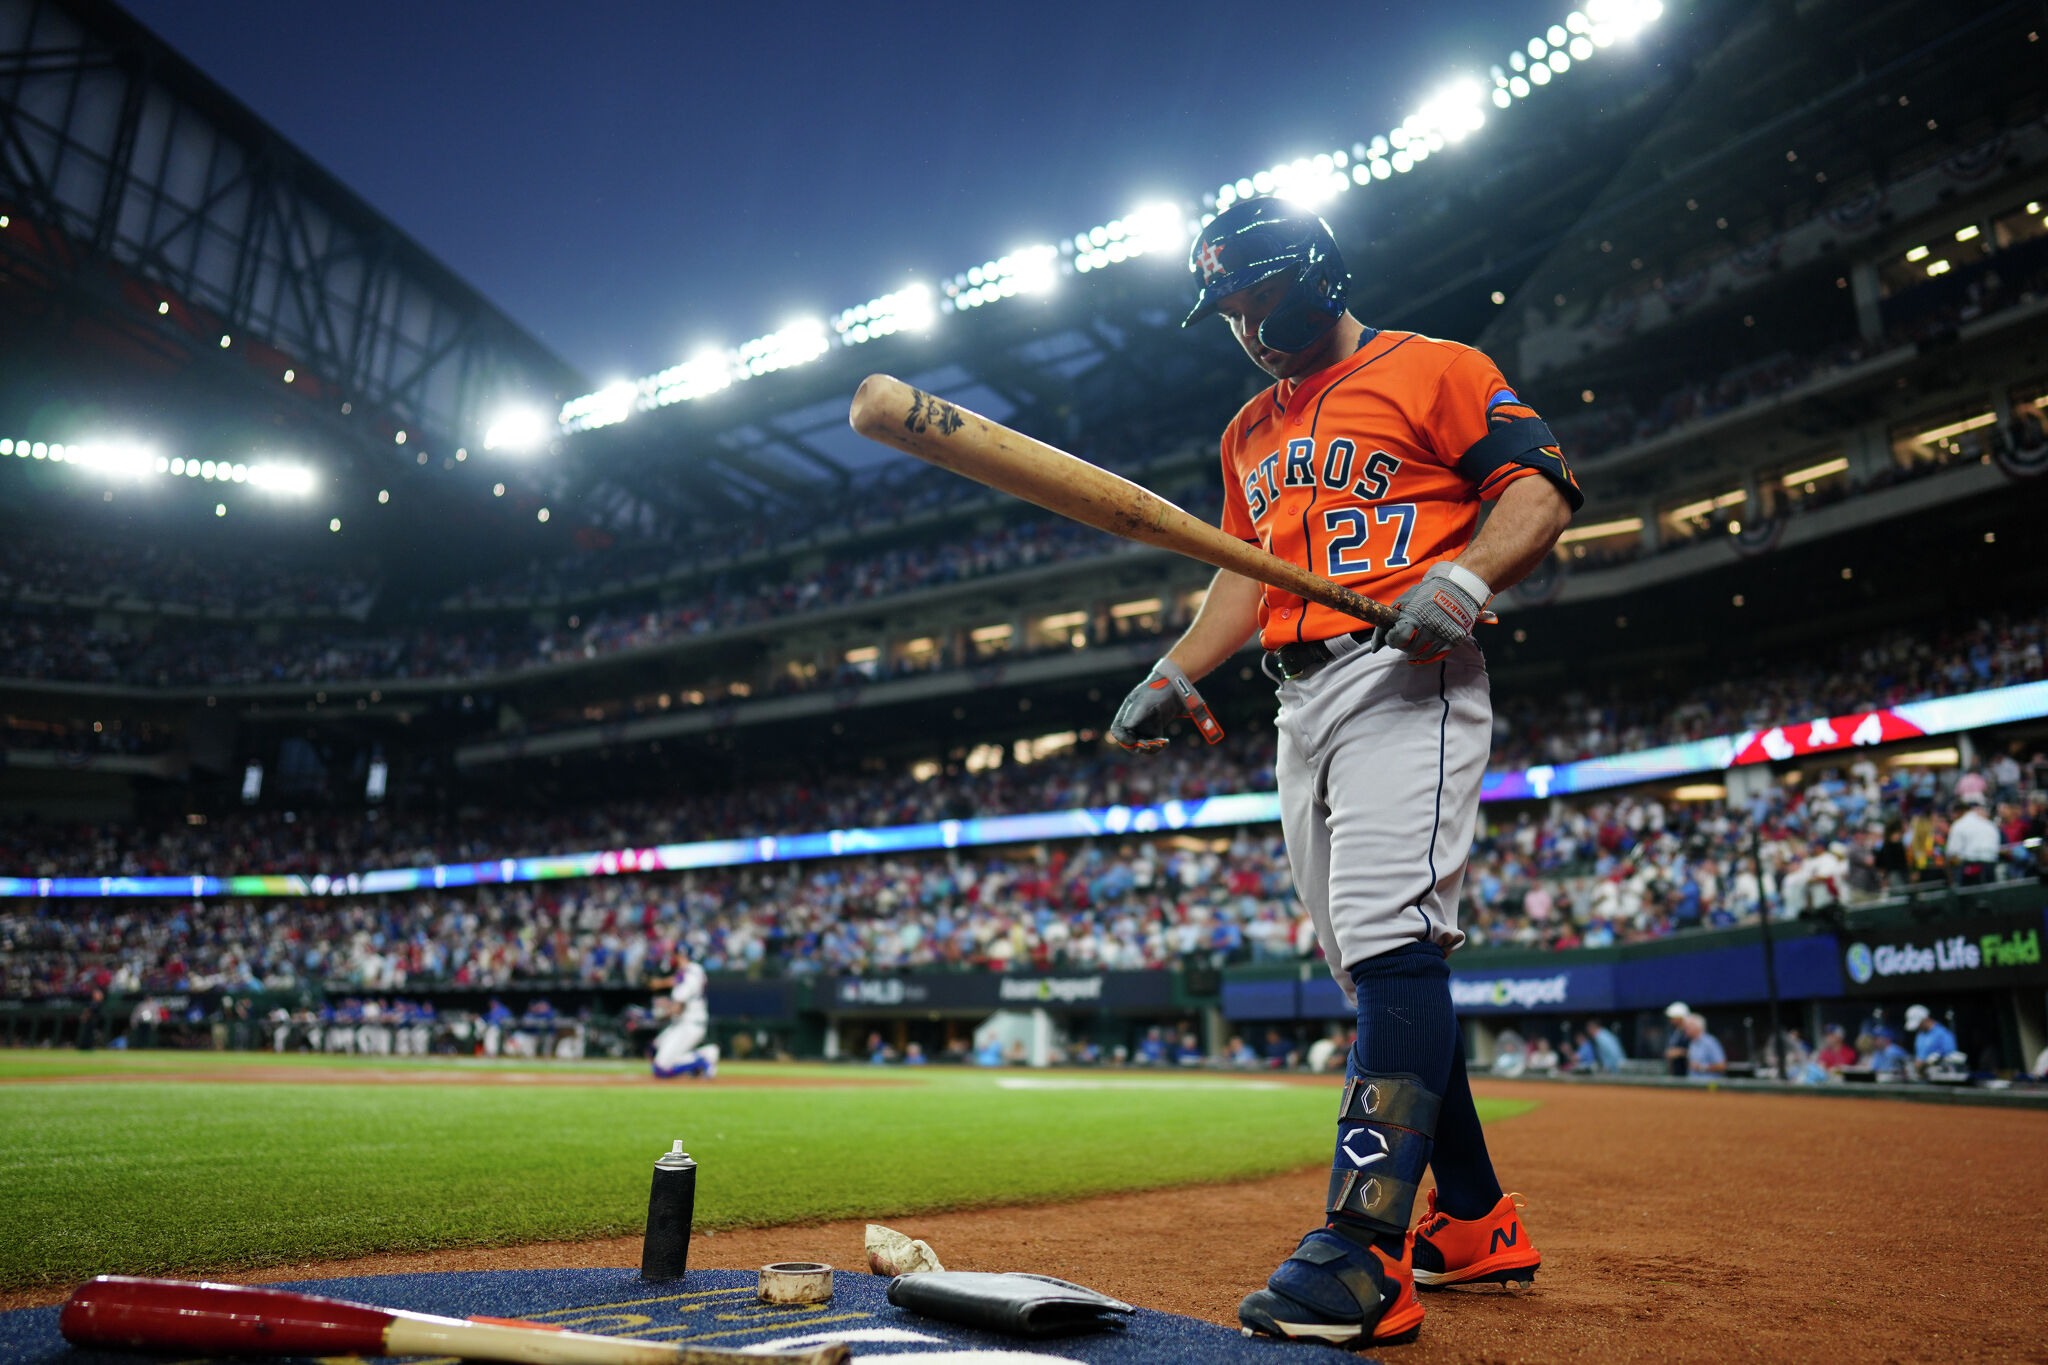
[0,0,582,460]
[567,319,1201,534]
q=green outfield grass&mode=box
[0,1053,1533,1290]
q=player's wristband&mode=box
[1443,562,1494,605]
[1155,658,1225,745]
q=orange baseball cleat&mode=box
[1411,1191,1541,1291]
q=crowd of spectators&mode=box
[7,743,2041,999]
[1464,753,2046,952]
[4,604,2045,885]
[1562,406,2032,571]
[0,536,375,616]
[0,731,1279,878]
[442,472,995,608]
[0,482,1214,686]
[0,714,180,758]
[0,613,533,687]
[8,581,2039,822]
[2,833,1307,998]
[478,566,2048,743]
[558,512,1176,665]
[1,404,2023,688]
[1554,345,1870,464]
[1553,226,2048,465]
[1489,606,2048,770]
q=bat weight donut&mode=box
[758,1261,834,1305]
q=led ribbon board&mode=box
[0,874,310,898]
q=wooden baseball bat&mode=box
[59,1276,849,1365]
[847,373,1398,630]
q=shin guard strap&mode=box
[1338,1073,1442,1133]
[1328,1167,1424,1227]
[1287,1235,1387,1318]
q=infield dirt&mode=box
[10,1077,2042,1361]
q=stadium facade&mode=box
[4,0,2046,1075]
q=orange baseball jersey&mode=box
[1218,329,1582,649]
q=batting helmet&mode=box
[1182,197,1350,353]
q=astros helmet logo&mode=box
[1195,241,1227,280]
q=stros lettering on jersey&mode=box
[1219,329,1583,649]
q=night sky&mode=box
[125,1,1568,384]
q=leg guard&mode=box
[1326,1070,1441,1236]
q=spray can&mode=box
[639,1140,697,1282]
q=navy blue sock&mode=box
[1334,942,1457,1259]
[1430,1043,1505,1221]
[1347,941,1456,1086]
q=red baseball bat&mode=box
[59,1277,849,1365]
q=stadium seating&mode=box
[8,748,2042,1000]
[5,600,2041,893]
[0,535,376,617]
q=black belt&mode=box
[1263,629,1375,683]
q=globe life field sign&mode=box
[1839,911,2047,996]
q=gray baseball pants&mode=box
[1273,636,1491,1006]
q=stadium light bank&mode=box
[0,435,316,496]
[555,0,1664,436]
[482,404,552,454]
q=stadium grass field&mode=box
[7,1057,2048,1362]
[0,1052,1530,1292]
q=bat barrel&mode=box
[846,374,906,443]
[61,1276,393,1357]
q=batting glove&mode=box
[1368,562,1492,664]
[1109,658,1225,752]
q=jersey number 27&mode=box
[1323,504,1416,577]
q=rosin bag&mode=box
[885,1271,1135,1337]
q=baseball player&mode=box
[649,949,719,1080]
[1110,197,1580,1347]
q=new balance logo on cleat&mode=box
[1412,1191,1541,1292]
